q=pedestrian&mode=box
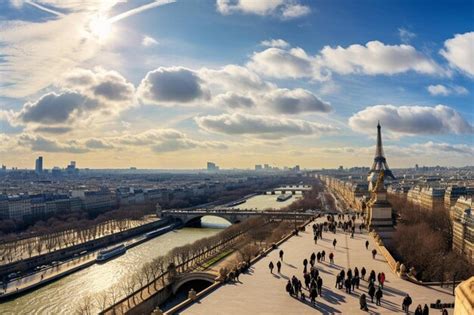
[415,305,423,315]
[380,272,385,289]
[310,287,318,305]
[372,249,377,259]
[304,272,310,289]
[329,252,334,264]
[422,304,429,315]
[286,280,294,296]
[369,270,376,283]
[347,268,353,280]
[321,250,326,261]
[359,293,369,311]
[269,261,274,274]
[365,240,369,249]
[335,274,340,288]
[279,249,284,261]
[354,267,359,278]
[314,234,318,244]
[333,239,337,248]
[277,261,282,273]
[368,285,375,303]
[317,252,321,262]
[344,277,351,294]
[402,294,412,314]
[317,276,323,296]
[355,275,360,289]
[375,287,383,306]
[351,276,357,291]
[361,267,366,280]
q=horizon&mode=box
[1,0,473,169]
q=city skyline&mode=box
[1,0,473,169]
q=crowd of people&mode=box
[273,213,443,314]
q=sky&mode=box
[0,0,473,169]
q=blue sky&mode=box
[0,0,473,169]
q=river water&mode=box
[0,217,229,315]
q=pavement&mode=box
[180,217,454,315]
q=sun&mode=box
[89,15,112,41]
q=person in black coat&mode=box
[368,285,375,303]
[422,304,429,315]
[316,276,323,296]
[360,293,369,311]
[277,261,282,273]
[375,287,383,306]
[310,287,318,305]
[286,280,294,296]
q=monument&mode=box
[366,122,395,240]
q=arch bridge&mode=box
[159,209,316,227]
[172,271,218,294]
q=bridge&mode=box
[172,271,218,294]
[267,185,312,195]
[159,209,316,227]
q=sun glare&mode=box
[89,15,112,41]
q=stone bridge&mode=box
[267,185,312,195]
[172,271,218,294]
[159,209,316,227]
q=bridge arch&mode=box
[172,272,217,295]
[182,214,242,227]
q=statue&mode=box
[188,288,197,301]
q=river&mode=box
[0,217,229,315]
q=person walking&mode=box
[415,305,423,315]
[333,239,337,248]
[359,293,369,311]
[317,276,323,296]
[375,287,383,306]
[303,258,308,273]
[422,304,430,315]
[329,252,334,264]
[344,277,351,294]
[402,294,412,314]
[365,240,369,249]
[380,272,385,289]
[354,267,359,278]
[355,275,360,289]
[351,276,357,291]
[317,252,321,262]
[369,270,376,283]
[310,286,318,305]
[269,261,274,274]
[314,234,318,244]
[321,250,326,261]
[279,249,284,261]
[372,249,377,259]
[286,280,294,296]
[304,272,310,289]
[368,284,375,303]
[361,267,366,280]
[335,274,340,289]
[311,252,316,262]
[277,261,282,273]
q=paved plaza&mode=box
[181,217,454,314]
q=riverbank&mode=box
[0,221,177,301]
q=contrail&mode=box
[26,0,65,17]
[108,0,176,24]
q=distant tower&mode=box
[35,156,43,174]
[368,122,394,190]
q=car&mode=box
[7,273,17,279]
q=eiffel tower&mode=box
[370,122,395,180]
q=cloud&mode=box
[214,92,255,109]
[321,41,442,75]
[116,129,227,152]
[427,84,469,96]
[247,47,328,80]
[216,0,310,19]
[18,134,89,153]
[195,113,338,139]
[19,91,98,124]
[349,104,473,136]
[440,31,474,76]
[261,39,289,48]
[34,126,73,134]
[142,35,159,47]
[262,88,332,114]
[398,27,416,43]
[138,67,210,104]
[84,138,114,149]
[62,67,135,104]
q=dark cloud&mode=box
[34,126,72,134]
[138,67,209,103]
[84,138,114,149]
[19,91,97,124]
[265,88,332,114]
[18,134,89,153]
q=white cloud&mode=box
[321,41,442,75]
[216,0,310,19]
[427,84,450,96]
[262,88,332,114]
[427,84,469,96]
[18,134,90,153]
[142,35,158,47]
[398,27,416,43]
[349,104,473,136]
[440,31,474,76]
[195,112,338,139]
[260,39,289,48]
[247,47,328,80]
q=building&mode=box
[445,186,472,211]
[207,162,219,171]
[35,156,43,174]
[7,196,32,221]
[452,197,473,264]
[71,188,117,213]
[255,165,262,171]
